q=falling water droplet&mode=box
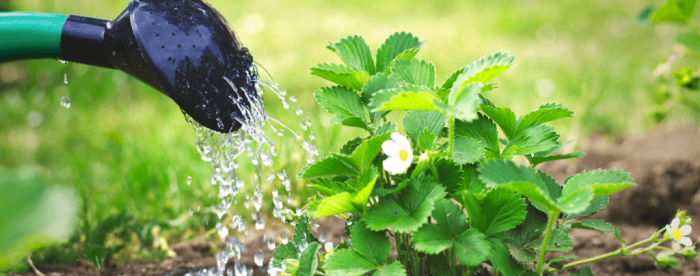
[295,106,303,116]
[254,250,264,266]
[319,234,325,243]
[57,59,69,64]
[211,175,217,185]
[189,208,194,216]
[309,131,316,141]
[280,233,289,244]
[312,223,320,232]
[265,237,275,251]
[60,97,71,108]
[63,73,68,84]
[187,176,192,185]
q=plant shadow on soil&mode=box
[12,125,700,276]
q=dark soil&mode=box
[540,125,700,276]
[13,125,700,276]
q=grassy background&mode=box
[0,0,695,266]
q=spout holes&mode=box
[178,44,181,48]
[172,33,176,36]
[162,45,165,49]
[151,22,155,25]
[168,57,172,61]
[156,33,160,37]
[192,45,196,48]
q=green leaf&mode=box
[369,84,441,112]
[351,132,392,172]
[489,238,526,276]
[556,187,593,214]
[325,249,377,276]
[413,199,468,254]
[342,117,370,131]
[298,242,322,276]
[373,122,397,137]
[314,171,378,217]
[300,154,360,179]
[84,244,126,269]
[340,137,364,155]
[332,35,376,74]
[502,124,560,157]
[434,158,463,193]
[351,220,391,265]
[270,215,318,270]
[570,219,616,233]
[529,152,585,167]
[457,192,484,230]
[441,51,515,89]
[529,229,573,252]
[676,30,700,54]
[311,63,370,90]
[376,32,423,73]
[503,205,549,263]
[650,0,697,24]
[561,169,634,199]
[481,106,517,140]
[418,129,437,151]
[412,224,454,254]
[460,165,486,194]
[480,188,527,237]
[455,229,491,266]
[390,59,436,87]
[569,266,594,276]
[452,137,485,165]
[514,105,574,137]
[373,261,407,276]
[564,196,609,220]
[373,180,408,197]
[365,174,448,232]
[315,86,367,124]
[637,5,656,25]
[403,111,448,139]
[362,72,405,104]
[455,114,500,159]
[428,254,452,276]
[308,178,352,196]
[435,82,483,122]
[478,160,559,213]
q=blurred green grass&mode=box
[0,0,692,265]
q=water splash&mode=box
[183,63,319,276]
[63,73,68,84]
[60,97,71,109]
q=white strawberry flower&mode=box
[666,218,693,247]
[382,133,413,175]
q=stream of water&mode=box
[182,63,319,276]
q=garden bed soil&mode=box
[13,125,700,276]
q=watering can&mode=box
[0,0,255,133]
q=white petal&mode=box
[383,156,406,175]
[405,147,414,161]
[681,225,692,236]
[391,132,411,149]
[666,225,673,235]
[382,140,399,156]
[680,237,693,247]
[398,159,413,171]
[672,218,680,229]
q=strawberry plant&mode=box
[638,0,700,123]
[268,32,697,276]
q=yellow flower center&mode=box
[673,228,683,239]
[399,149,409,161]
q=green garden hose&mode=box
[0,12,67,63]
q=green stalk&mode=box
[536,211,559,275]
[448,116,455,157]
[548,234,670,273]
[450,247,457,276]
[428,156,440,182]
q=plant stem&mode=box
[428,157,440,182]
[448,116,454,157]
[450,246,457,276]
[536,211,559,275]
[546,231,670,273]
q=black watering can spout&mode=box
[0,0,256,133]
